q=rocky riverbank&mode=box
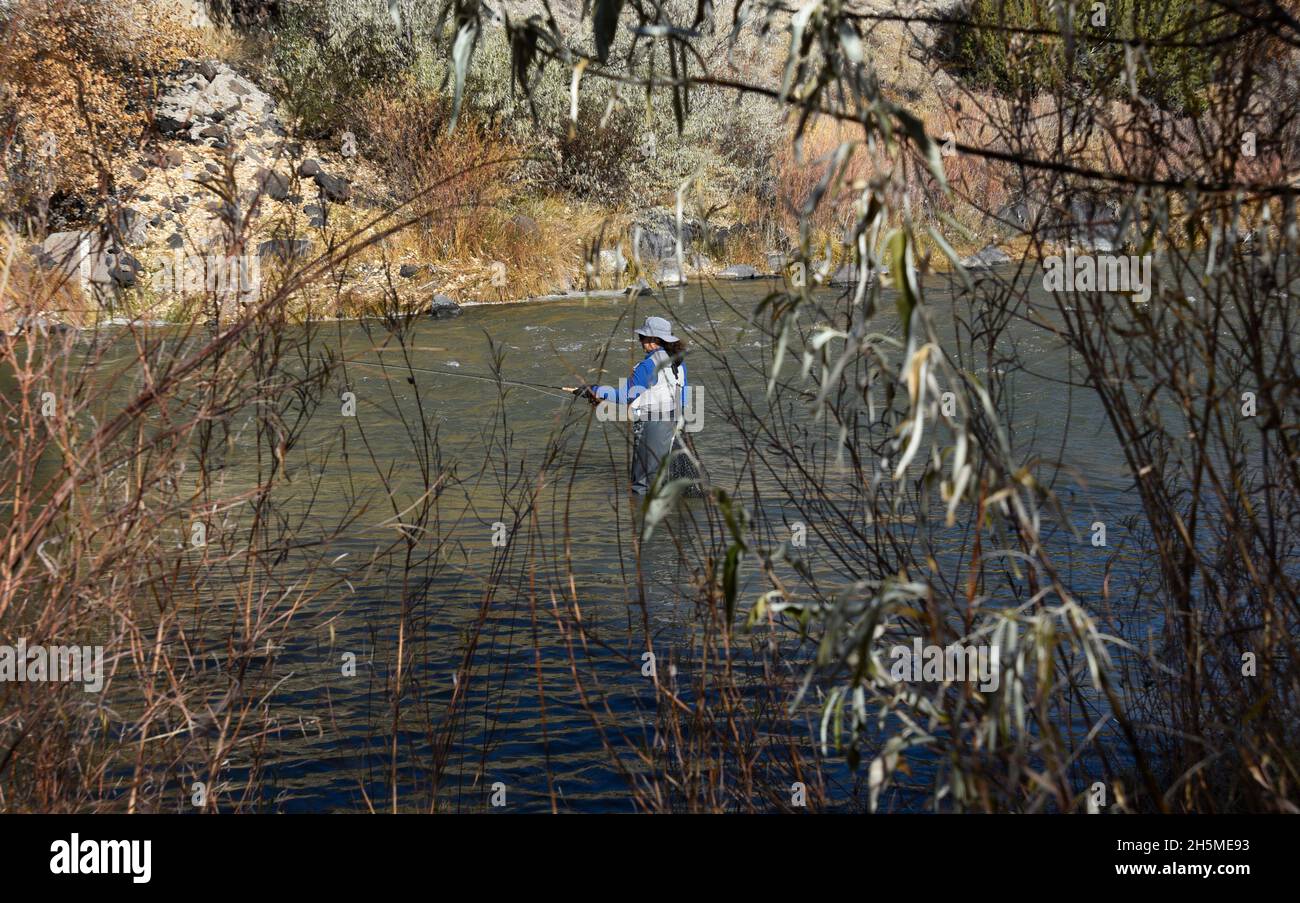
[18,52,1138,330]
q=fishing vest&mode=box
[629,350,683,423]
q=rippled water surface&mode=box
[82,274,1174,811]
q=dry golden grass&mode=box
[0,0,199,206]
[0,227,96,332]
[348,86,628,302]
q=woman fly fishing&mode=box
[564,316,691,496]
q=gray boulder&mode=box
[35,232,91,274]
[631,209,704,260]
[156,61,283,145]
[34,231,137,289]
[719,263,759,279]
[428,294,462,319]
[106,252,141,288]
[766,251,796,275]
[961,245,1011,269]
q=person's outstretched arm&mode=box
[591,356,655,404]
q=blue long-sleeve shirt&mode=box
[592,349,687,408]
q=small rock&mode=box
[313,171,351,203]
[257,238,313,261]
[197,60,219,83]
[166,233,184,249]
[399,264,420,278]
[256,167,290,201]
[428,294,462,319]
[298,159,320,177]
[108,254,141,288]
[156,114,191,136]
[109,206,147,246]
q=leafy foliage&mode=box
[941,0,1229,113]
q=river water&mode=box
[73,271,1193,811]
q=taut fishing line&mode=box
[350,359,574,400]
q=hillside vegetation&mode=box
[0,0,1287,316]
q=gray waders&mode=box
[631,419,676,496]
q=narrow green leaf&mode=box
[723,542,743,627]
[887,230,916,342]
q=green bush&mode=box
[257,4,780,214]
[270,0,413,139]
[942,0,1228,113]
[409,24,778,213]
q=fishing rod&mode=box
[349,359,584,400]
